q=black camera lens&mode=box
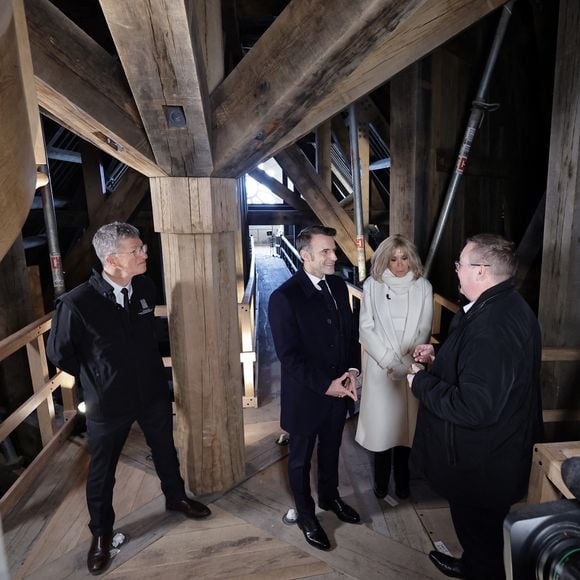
[534,522,580,580]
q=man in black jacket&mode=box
[408,234,543,580]
[268,225,361,552]
[47,222,210,576]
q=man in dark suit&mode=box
[47,222,211,575]
[268,225,361,551]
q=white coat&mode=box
[355,273,433,452]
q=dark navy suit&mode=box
[268,269,359,520]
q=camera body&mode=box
[504,499,580,579]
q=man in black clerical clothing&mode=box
[48,222,210,575]
[408,234,543,580]
[268,225,361,551]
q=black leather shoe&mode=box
[87,533,113,576]
[319,498,361,524]
[395,486,410,500]
[166,498,211,519]
[297,517,330,551]
[373,485,388,499]
[428,551,466,578]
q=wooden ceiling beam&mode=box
[248,167,311,213]
[211,0,505,177]
[99,0,213,176]
[24,0,164,177]
[275,145,373,266]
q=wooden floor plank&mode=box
[109,545,329,579]
[15,457,162,579]
[7,252,458,580]
[217,484,442,580]
[416,507,461,556]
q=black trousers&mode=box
[86,399,186,536]
[287,401,347,521]
[374,446,410,492]
[449,502,510,580]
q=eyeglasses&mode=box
[454,261,491,272]
[113,244,148,257]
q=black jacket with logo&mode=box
[411,279,543,507]
[47,271,169,419]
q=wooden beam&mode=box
[24,0,164,177]
[538,0,580,410]
[0,0,37,262]
[151,177,244,493]
[390,62,428,250]
[100,0,213,176]
[315,121,332,191]
[248,167,311,213]
[275,145,373,265]
[211,0,505,177]
[195,0,224,94]
[47,146,82,164]
[357,118,371,230]
[247,207,316,226]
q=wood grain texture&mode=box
[389,62,428,249]
[153,178,244,493]
[211,0,504,177]
[275,145,373,265]
[25,0,163,177]
[100,0,213,176]
[537,0,580,409]
[151,177,238,234]
[0,0,36,262]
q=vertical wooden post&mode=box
[315,120,332,191]
[357,119,371,231]
[151,177,245,494]
[538,0,580,414]
[26,336,54,446]
[390,61,429,249]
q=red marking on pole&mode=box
[356,237,364,249]
[457,157,467,173]
[50,255,61,270]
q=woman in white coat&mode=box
[355,234,433,499]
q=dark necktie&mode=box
[121,287,130,311]
[318,280,337,311]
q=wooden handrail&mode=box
[0,371,73,443]
[0,312,52,362]
[242,238,257,306]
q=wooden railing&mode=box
[0,313,77,517]
[277,235,302,272]
[239,238,258,408]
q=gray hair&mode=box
[465,233,517,279]
[296,225,337,254]
[92,222,140,265]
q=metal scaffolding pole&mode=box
[423,0,516,277]
[348,103,366,282]
[38,162,66,298]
